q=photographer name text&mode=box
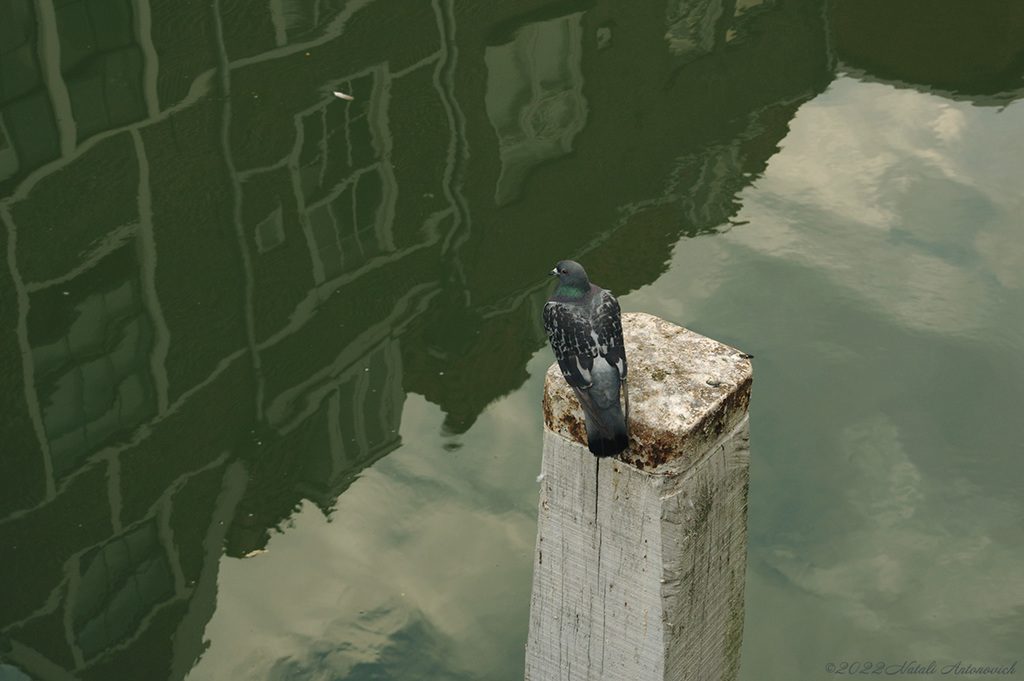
[825,661,1017,676]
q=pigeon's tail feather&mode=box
[572,363,629,458]
[583,406,629,457]
[586,429,629,457]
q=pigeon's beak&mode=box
[549,268,558,276]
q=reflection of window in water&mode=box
[297,339,403,507]
[0,0,50,180]
[270,0,368,43]
[296,70,396,281]
[307,168,386,279]
[57,0,147,139]
[72,519,175,661]
[0,0,147,180]
[0,114,26,182]
[485,13,587,206]
[254,202,285,253]
[1,1,56,179]
[29,245,158,478]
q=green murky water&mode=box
[2,1,1022,679]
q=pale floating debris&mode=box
[333,91,354,100]
[536,473,546,483]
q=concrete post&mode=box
[525,312,752,681]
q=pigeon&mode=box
[543,260,629,457]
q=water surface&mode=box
[1,1,1022,679]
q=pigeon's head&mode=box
[550,260,590,291]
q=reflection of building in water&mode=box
[665,0,774,58]
[485,12,587,205]
[28,246,159,480]
[293,339,405,508]
[0,0,838,678]
[73,519,176,660]
[0,0,460,677]
[831,0,1024,104]
[0,0,154,183]
[227,337,407,557]
[290,67,397,280]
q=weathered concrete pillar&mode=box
[525,312,752,681]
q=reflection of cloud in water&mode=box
[761,413,1024,643]
[266,604,474,681]
[732,78,1024,656]
[189,386,542,681]
[731,77,1024,338]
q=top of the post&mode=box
[543,312,752,474]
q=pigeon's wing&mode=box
[593,290,625,374]
[569,386,615,438]
[543,301,616,437]
[593,290,628,422]
[621,369,629,425]
[543,300,596,390]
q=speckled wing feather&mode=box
[543,300,594,388]
[543,288,629,455]
[594,291,628,424]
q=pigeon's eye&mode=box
[561,269,568,275]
